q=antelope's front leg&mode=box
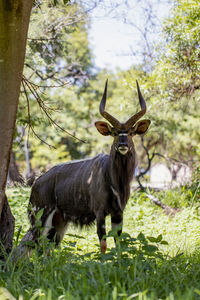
[111,212,123,244]
[96,215,107,253]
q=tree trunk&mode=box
[0,0,33,256]
[0,194,15,258]
[24,137,31,177]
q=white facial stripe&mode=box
[119,133,128,136]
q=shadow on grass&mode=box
[1,232,200,300]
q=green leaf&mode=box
[142,245,158,253]
[120,232,131,239]
[156,234,163,242]
[137,232,146,242]
[147,234,163,243]
[160,241,169,245]
[147,236,158,243]
[65,233,85,239]
[36,208,44,220]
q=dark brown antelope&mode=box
[28,80,150,253]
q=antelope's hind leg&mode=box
[43,208,68,245]
[52,208,68,245]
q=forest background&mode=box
[9,0,199,187]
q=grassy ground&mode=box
[1,186,200,300]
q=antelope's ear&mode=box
[95,121,112,136]
[132,119,151,135]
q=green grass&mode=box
[1,187,200,299]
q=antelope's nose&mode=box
[118,138,129,155]
[119,140,128,148]
[118,135,128,147]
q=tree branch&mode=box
[22,76,86,144]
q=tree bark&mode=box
[0,0,33,256]
[0,194,15,258]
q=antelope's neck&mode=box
[109,147,136,207]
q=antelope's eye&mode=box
[113,131,118,137]
[129,132,134,136]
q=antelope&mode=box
[27,80,150,253]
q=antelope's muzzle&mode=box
[118,135,129,155]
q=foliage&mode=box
[15,1,93,173]
[2,187,200,299]
[162,0,200,96]
[188,165,200,203]
[26,1,92,84]
[13,0,199,182]
[122,0,200,168]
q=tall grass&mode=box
[1,187,200,300]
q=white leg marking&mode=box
[42,208,57,236]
